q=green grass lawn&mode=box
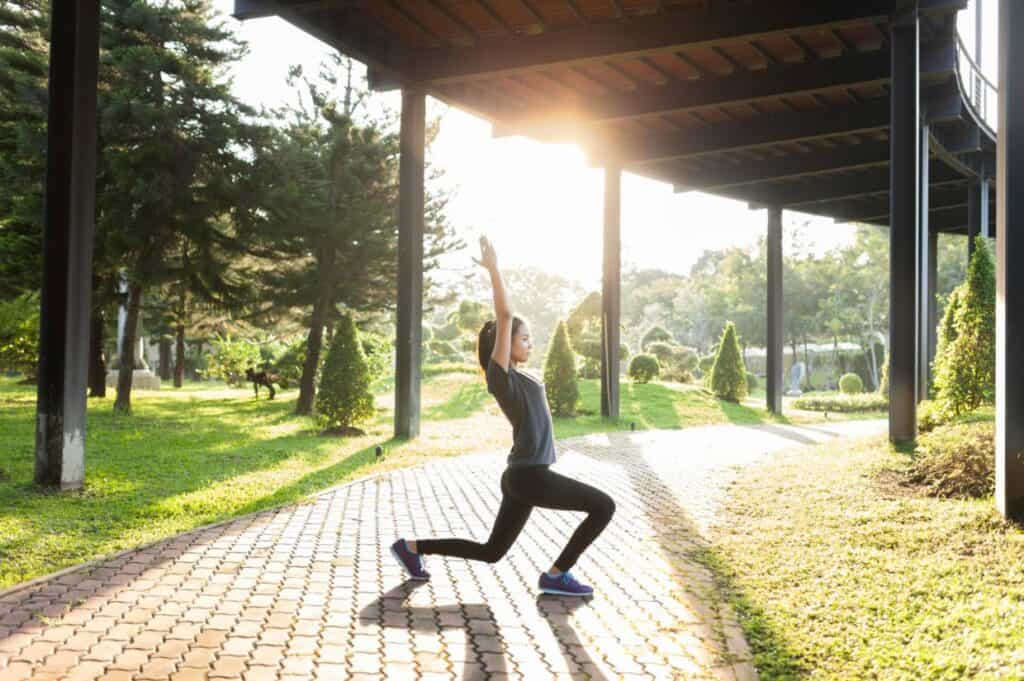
[0,369,855,590]
[703,420,1021,680]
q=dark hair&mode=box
[477,316,525,371]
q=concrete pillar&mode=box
[35,0,100,490]
[995,0,1024,518]
[601,166,621,420]
[917,124,931,403]
[766,207,783,414]
[968,179,990,261]
[888,9,920,444]
[395,88,425,439]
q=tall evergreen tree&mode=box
[0,0,48,298]
[97,0,265,412]
[251,56,460,415]
[543,320,578,416]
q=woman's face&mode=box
[511,322,532,364]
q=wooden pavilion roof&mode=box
[234,0,996,234]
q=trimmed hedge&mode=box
[710,322,747,402]
[792,393,888,413]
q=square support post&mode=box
[888,10,920,444]
[968,179,990,261]
[927,231,938,383]
[917,124,931,403]
[995,0,1024,518]
[766,207,783,414]
[395,88,425,439]
[35,0,101,490]
[601,166,621,420]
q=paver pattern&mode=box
[0,420,885,680]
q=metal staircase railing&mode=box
[954,32,998,136]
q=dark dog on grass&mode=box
[245,366,276,400]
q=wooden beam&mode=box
[494,49,893,134]
[595,98,891,166]
[400,0,892,84]
[674,140,891,192]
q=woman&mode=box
[391,236,616,597]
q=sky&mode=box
[209,0,996,290]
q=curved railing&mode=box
[954,32,998,136]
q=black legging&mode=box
[417,464,615,572]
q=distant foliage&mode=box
[641,326,673,351]
[0,292,38,377]
[745,372,758,391]
[646,342,697,383]
[272,336,309,390]
[628,354,660,384]
[710,322,747,402]
[934,241,995,417]
[906,421,995,498]
[316,314,375,430]
[839,373,863,394]
[360,332,391,382]
[543,320,578,416]
[206,334,261,385]
[698,354,716,375]
[428,339,461,363]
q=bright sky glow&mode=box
[210,0,996,289]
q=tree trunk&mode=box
[295,298,325,416]
[114,284,143,413]
[295,249,335,416]
[88,308,106,398]
[174,324,185,387]
[158,336,172,380]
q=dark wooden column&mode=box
[395,87,425,439]
[35,0,100,490]
[888,9,920,444]
[601,165,621,420]
[917,124,931,403]
[996,0,1024,518]
[967,179,990,260]
[927,231,938,386]
[766,207,783,414]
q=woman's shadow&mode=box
[359,583,608,679]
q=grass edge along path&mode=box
[702,431,1023,680]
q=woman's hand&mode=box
[472,235,498,272]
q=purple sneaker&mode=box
[390,539,430,581]
[538,571,593,597]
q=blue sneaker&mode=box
[390,539,430,581]
[538,571,593,597]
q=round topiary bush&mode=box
[628,354,660,384]
[906,421,995,498]
[839,373,864,394]
[316,313,375,434]
[543,320,579,416]
[641,325,673,351]
[646,341,675,367]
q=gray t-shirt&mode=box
[486,358,556,467]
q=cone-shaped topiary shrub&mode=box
[628,354,660,383]
[710,322,748,402]
[878,352,890,397]
[544,320,579,416]
[316,313,375,432]
[839,373,863,394]
[933,239,995,416]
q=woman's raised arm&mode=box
[474,236,513,370]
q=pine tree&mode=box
[933,239,995,416]
[710,321,748,402]
[543,320,578,416]
[99,0,264,413]
[316,313,374,432]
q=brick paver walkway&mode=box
[0,420,885,681]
